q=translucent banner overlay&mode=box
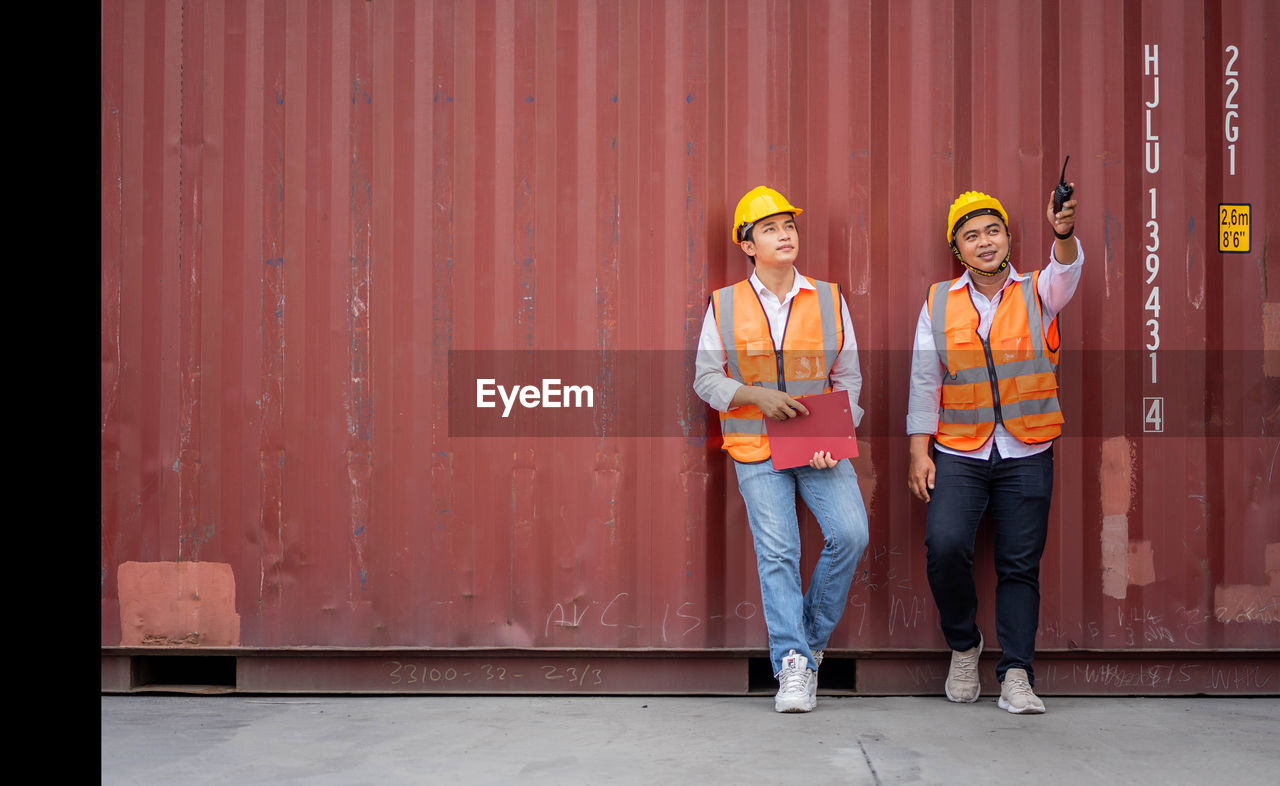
[447,350,1279,438]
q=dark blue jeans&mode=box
[925,444,1053,685]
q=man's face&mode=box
[953,214,1010,274]
[741,213,799,269]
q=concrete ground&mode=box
[102,694,1278,785]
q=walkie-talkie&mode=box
[1053,155,1073,214]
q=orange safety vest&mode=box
[927,271,1063,450]
[710,277,844,462]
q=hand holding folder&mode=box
[764,390,859,470]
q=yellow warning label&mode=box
[1218,203,1251,254]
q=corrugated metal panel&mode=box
[102,0,1278,666]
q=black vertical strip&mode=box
[703,0,729,652]
[1202,0,1225,649]
[952,0,972,192]
[836,282,846,355]
[965,288,1004,424]
[1041,0,1065,414]
[1123,0,1143,443]
[1042,0,1061,181]
[1103,0,1143,651]
[789,0,807,213]
[867,0,892,609]
[1121,0,1141,440]
[749,282,787,392]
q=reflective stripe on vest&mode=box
[927,270,1063,450]
[711,277,843,462]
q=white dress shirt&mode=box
[907,239,1084,460]
[694,269,864,426]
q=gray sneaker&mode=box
[944,633,982,703]
[774,650,815,713]
[998,668,1046,714]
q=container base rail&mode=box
[101,648,1280,697]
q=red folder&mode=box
[765,390,859,470]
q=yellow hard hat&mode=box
[733,186,803,244]
[946,190,1009,244]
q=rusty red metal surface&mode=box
[102,0,1279,691]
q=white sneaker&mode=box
[774,650,815,713]
[998,668,1046,714]
[810,650,824,705]
[944,633,982,703]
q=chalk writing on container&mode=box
[546,594,768,643]
[545,592,643,636]
[386,660,603,688]
[1215,601,1280,624]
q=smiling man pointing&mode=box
[906,186,1082,714]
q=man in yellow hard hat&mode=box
[906,184,1081,714]
[694,185,870,713]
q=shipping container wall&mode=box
[102,0,1278,656]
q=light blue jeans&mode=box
[733,457,870,675]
